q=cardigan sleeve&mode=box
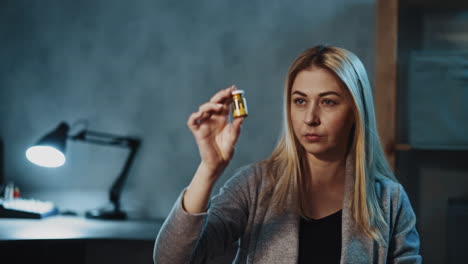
[153,166,252,264]
[387,183,422,264]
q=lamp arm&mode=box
[70,129,141,217]
[70,130,134,148]
[109,138,140,212]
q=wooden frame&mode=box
[375,0,399,168]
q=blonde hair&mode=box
[263,45,397,246]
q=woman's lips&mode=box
[304,133,321,141]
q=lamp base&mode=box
[85,207,127,220]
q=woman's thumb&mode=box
[231,117,244,140]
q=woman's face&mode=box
[290,67,355,160]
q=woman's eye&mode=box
[294,98,306,105]
[322,99,336,105]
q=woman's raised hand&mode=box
[187,85,244,176]
[183,85,244,214]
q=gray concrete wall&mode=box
[0,0,376,219]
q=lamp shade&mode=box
[26,122,70,168]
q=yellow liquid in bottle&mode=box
[231,91,248,118]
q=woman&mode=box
[154,46,421,263]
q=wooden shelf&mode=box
[375,0,398,168]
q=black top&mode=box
[298,210,342,264]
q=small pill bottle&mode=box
[231,90,248,118]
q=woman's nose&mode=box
[304,105,320,126]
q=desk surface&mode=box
[0,215,164,241]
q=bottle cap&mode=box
[232,90,245,95]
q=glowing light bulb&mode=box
[26,146,66,168]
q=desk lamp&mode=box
[26,122,141,220]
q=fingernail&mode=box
[217,103,223,108]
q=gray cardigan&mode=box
[154,157,422,263]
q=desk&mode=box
[0,216,164,264]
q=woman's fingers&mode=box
[187,85,239,134]
[190,85,237,128]
[209,85,236,104]
[198,102,227,121]
[187,102,227,130]
[187,111,203,130]
[198,102,226,115]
